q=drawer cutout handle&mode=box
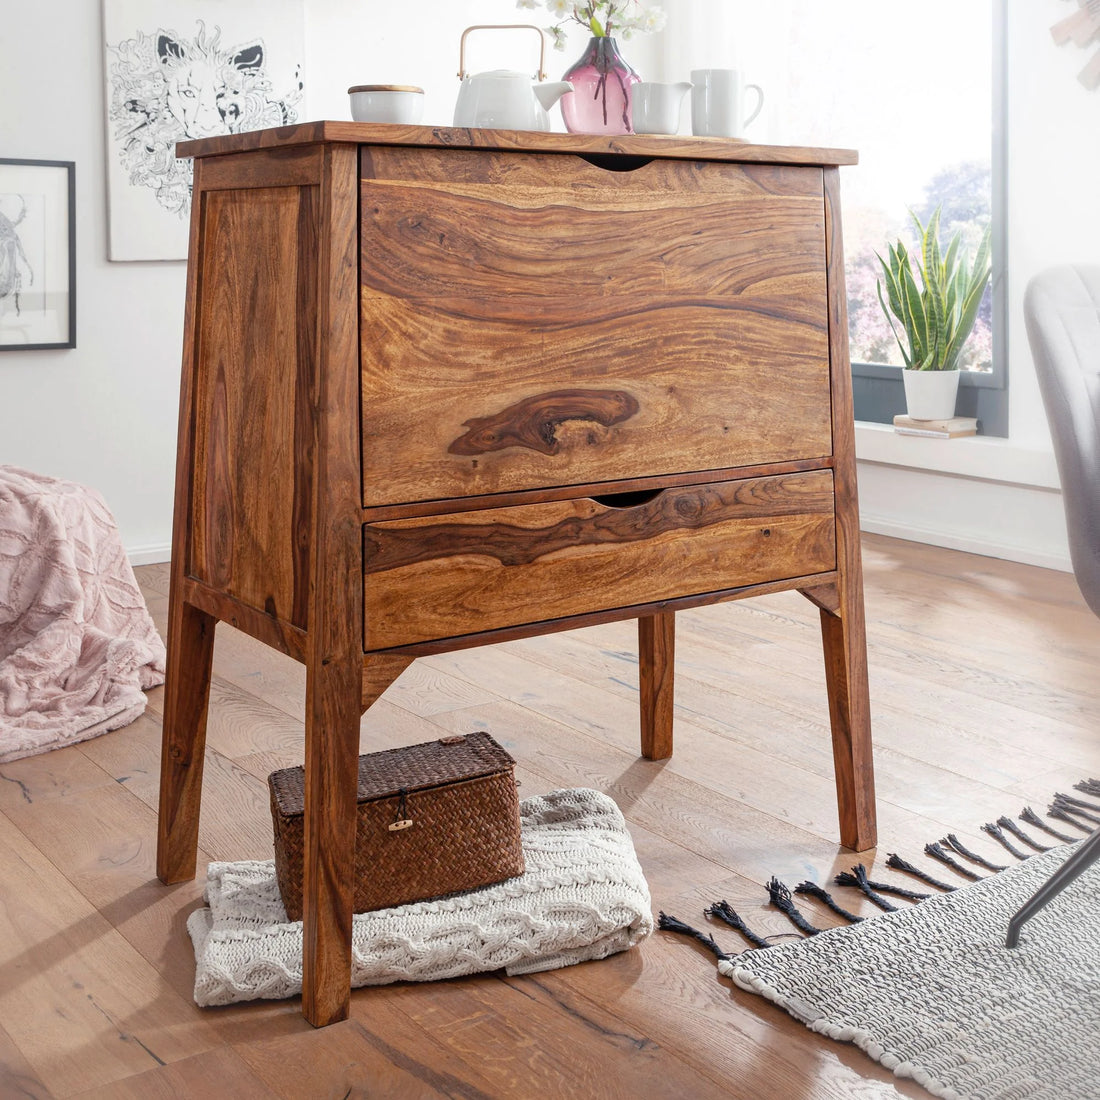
[590,488,665,509]
[578,153,655,173]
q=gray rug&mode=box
[724,843,1099,1100]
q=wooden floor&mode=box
[2,532,1100,1099]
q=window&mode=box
[760,0,1004,433]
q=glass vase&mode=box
[560,36,640,135]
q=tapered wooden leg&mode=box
[157,599,216,883]
[639,612,675,760]
[818,598,876,852]
[301,652,361,1028]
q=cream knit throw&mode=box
[188,788,652,1007]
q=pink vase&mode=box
[560,37,640,135]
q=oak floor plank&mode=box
[0,1018,54,1100]
[373,974,735,1099]
[238,1013,507,1099]
[68,1044,276,1100]
[5,537,1097,1098]
[0,746,119,814]
[0,810,220,1097]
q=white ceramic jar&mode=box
[348,85,425,125]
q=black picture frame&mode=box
[0,158,76,351]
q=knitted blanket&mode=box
[0,466,165,763]
[188,788,653,1007]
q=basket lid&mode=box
[268,732,515,817]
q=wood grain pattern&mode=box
[300,143,364,1029]
[639,612,675,759]
[363,472,836,649]
[178,121,858,166]
[158,155,218,888]
[359,455,833,523]
[156,601,216,883]
[821,167,876,852]
[359,158,830,504]
[377,570,839,658]
[362,146,826,195]
[162,129,874,1027]
[448,389,640,458]
[189,181,318,629]
[181,577,307,663]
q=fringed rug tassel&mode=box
[767,878,823,935]
[657,912,733,960]
[884,854,957,892]
[1052,793,1100,825]
[981,822,1030,860]
[794,881,864,923]
[995,815,1050,852]
[705,900,774,949]
[924,842,985,879]
[833,866,899,911]
[1073,778,1100,799]
[1020,806,1078,844]
[1048,803,1096,832]
[941,834,1007,872]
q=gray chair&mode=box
[1007,265,1100,947]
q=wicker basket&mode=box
[268,732,524,920]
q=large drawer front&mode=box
[362,470,835,650]
[360,148,833,507]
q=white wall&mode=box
[0,0,184,562]
[0,1,1094,569]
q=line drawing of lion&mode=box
[108,20,303,218]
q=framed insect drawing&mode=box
[0,159,76,352]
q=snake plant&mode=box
[876,207,992,371]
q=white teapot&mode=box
[453,25,572,132]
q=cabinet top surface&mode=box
[177,120,857,167]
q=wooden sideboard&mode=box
[157,121,874,1028]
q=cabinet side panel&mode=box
[189,184,318,628]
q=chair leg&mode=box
[1006,827,1100,947]
[639,612,675,760]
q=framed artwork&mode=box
[0,159,76,352]
[103,0,305,261]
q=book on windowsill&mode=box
[893,415,978,439]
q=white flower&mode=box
[549,24,568,50]
[515,0,539,8]
[546,0,572,16]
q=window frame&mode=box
[850,0,1007,437]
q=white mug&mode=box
[690,69,764,138]
[632,81,692,135]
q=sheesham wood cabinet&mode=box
[157,121,875,1028]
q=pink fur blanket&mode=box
[0,466,166,763]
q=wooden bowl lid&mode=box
[348,84,424,94]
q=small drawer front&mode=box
[363,470,835,650]
[360,148,833,507]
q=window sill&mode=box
[853,421,1060,491]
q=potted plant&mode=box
[876,207,992,420]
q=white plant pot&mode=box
[902,369,961,420]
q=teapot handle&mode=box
[458,24,548,81]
